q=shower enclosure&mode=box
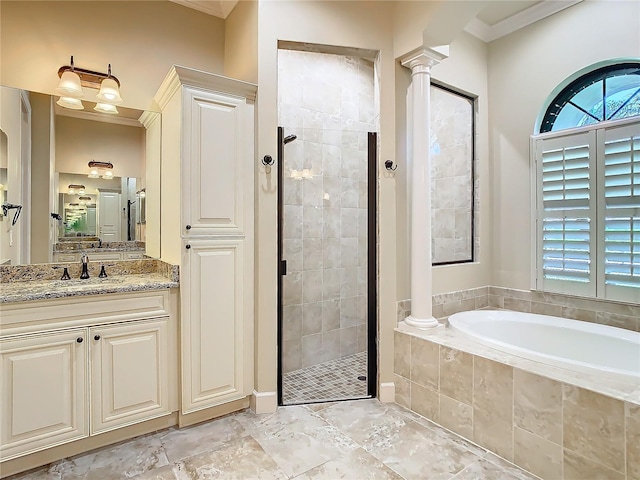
[277,47,378,405]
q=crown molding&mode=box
[465,0,583,43]
[154,65,258,109]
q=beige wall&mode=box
[396,31,491,298]
[55,116,144,179]
[392,1,487,57]
[255,0,397,395]
[224,0,258,84]
[29,93,53,263]
[0,1,226,111]
[488,0,640,290]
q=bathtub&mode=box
[448,310,640,381]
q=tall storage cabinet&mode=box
[154,67,256,415]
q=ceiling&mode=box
[476,0,543,26]
[169,0,239,18]
[167,0,582,43]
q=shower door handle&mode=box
[280,260,287,276]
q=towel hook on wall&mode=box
[262,155,274,166]
[384,160,397,171]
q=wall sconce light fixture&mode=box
[68,184,86,195]
[56,56,123,113]
[88,160,114,179]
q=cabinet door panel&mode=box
[182,240,247,413]
[183,88,245,235]
[90,319,169,434]
[0,330,88,460]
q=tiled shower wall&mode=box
[397,286,639,332]
[279,49,375,372]
[430,86,474,264]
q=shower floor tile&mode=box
[283,351,368,404]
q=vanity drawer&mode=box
[53,253,78,262]
[0,291,172,336]
[89,252,122,262]
[124,252,145,260]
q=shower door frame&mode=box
[276,126,378,405]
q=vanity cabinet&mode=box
[0,291,175,461]
[0,329,88,461]
[52,251,144,263]
[155,67,256,416]
[89,319,168,434]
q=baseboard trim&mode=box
[378,382,395,403]
[250,390,278,414]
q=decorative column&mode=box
[400,47,448,329]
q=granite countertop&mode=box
[0,260,180,304]
[0,273,179,304]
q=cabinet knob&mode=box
[94,335,101,341]
[186,225,192,230]
[186,244,191,250]
[76,337,83,343]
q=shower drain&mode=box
[357,376,366,381]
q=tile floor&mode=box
[282,352,369,404]
[7,399,538,480]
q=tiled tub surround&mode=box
[279,49,374,373]
[394,325,640,480]
[0,259,179,303]
[397,285,640,332]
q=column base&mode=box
[405,315,441,329]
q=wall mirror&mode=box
[0,85,161,265]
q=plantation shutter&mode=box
[598,123,640,303]
[535,131,597,296]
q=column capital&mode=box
[399,46,449,75]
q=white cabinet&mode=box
[0,329,88,460]
[182,89,250,236]
[155,67,256,415]
[90,319,169,434]
[0,293,173,461]
[181,240,252,412]
[52,251,144,263]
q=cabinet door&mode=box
[90,319,169,434]
[0,329,88,460]
[181,240,251,413]
[182,87,249,236]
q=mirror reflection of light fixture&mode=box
[87,160,114,179]
[57,97,84,110]
[68,184,86,195]
[94,103,119,114]
[56,56,123,112]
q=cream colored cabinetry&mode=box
[155,67,256,415]
[0,291,175,461]
[52,251,144,263]
[0,330,88,461]
[90,319,169,434]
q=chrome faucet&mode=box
[98,238,103,248]
[80,254,90,279]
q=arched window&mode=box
[533,61,640,303]
[539,62,640,133]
